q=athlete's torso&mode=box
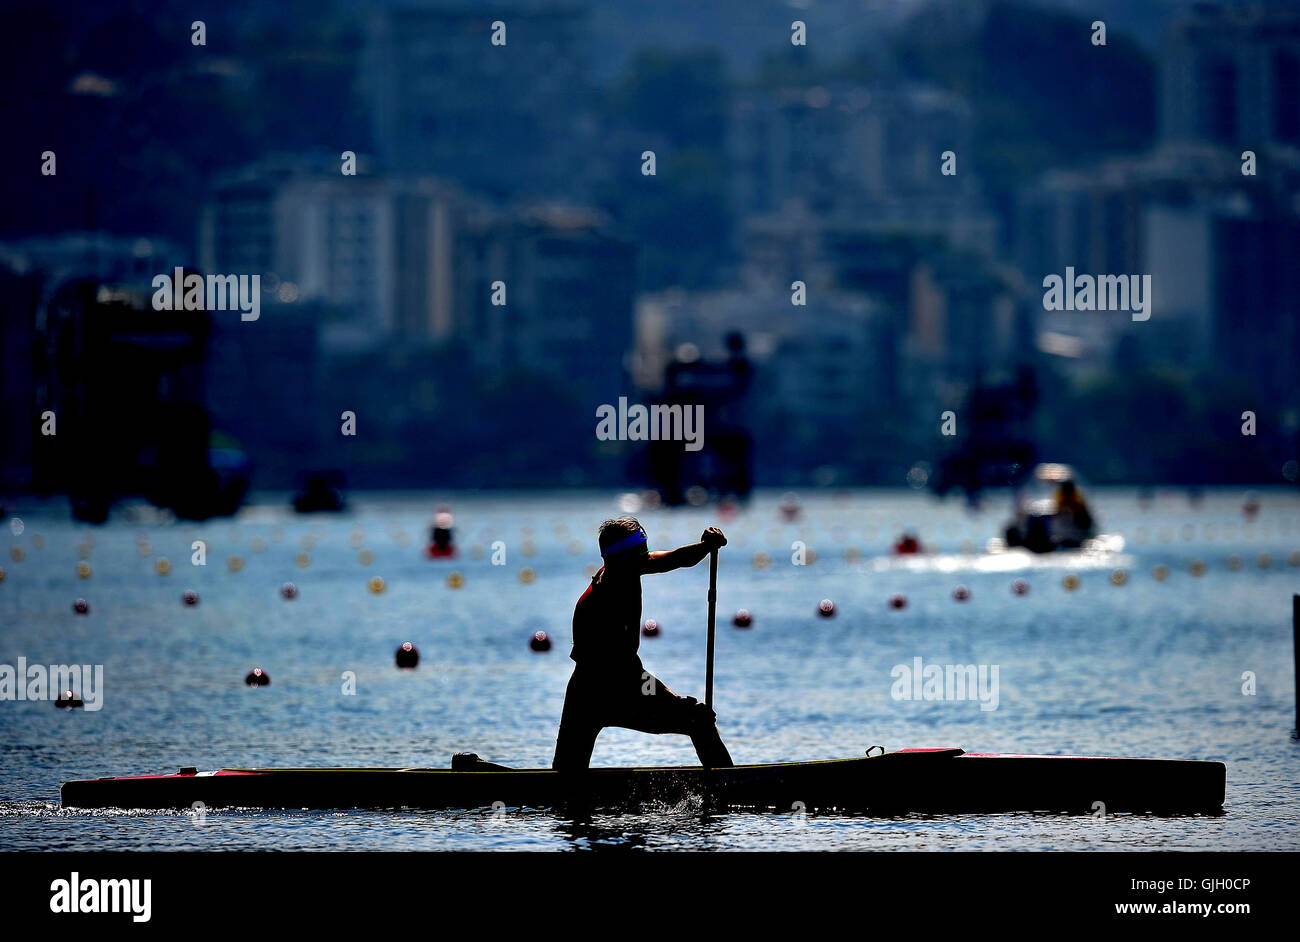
[570,568,642,672]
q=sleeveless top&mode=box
[570,567,642,673]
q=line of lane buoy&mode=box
[32,519,1300,681]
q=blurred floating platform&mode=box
[291,471,347,514]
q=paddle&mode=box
[705,548,718,707]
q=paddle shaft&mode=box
[706,549,718,707]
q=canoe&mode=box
[60,748,1226,814]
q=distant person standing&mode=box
[426,506,456,558]
[1055,480,1094,535]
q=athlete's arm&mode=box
[642,527,727,573]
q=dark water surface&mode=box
[1,488,1297,850]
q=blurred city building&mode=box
[199,156,635,487]
[200,155,474,349]
[1016,1,1300,405]
[1162,2,1300,150]
[728,81,998,256]
[1018,144,1300,387]
[4,0,1296,496]
[633,287,896,484]
[455,201,636,405]
[0,234,249,518]
[736,211,1030,414]
[362,0,599,202]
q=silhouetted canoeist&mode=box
[553,517,734,771]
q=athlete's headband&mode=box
[601,528,648,558]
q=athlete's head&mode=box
[598,516,649,569]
